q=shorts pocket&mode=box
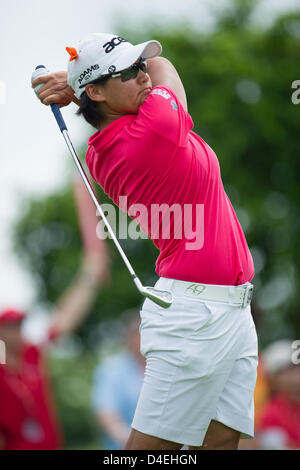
[139,301,165,357]
[169,297,212,340]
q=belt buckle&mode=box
[242,284,253,308]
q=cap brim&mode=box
[105,40,162,74]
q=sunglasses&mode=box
[110,58,147,82]
[80,58,148,92]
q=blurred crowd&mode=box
[240,339,300,450]
[1,292,299,450]
[91,312,145,450]
[0,176,110,450]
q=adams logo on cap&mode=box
[78,64,100,85]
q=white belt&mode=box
[163,279,253,308]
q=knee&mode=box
[189,440,239,450]
[189,426,240,450]
[205,434,240,450]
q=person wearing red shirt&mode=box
[32,33,258,450]
[257,340,300,449]
[0,179,110,450]
[0,310,63,450]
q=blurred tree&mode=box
[48,353,100,448]
[13,181,157,345]
[14,1,300,348]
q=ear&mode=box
[85,84,106,103]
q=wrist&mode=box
[72,95,81,106]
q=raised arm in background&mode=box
[46,176,110,341]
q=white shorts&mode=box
[132,277,258,447]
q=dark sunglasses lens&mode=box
[121,67,138,82]
[140,61,147,73]
[120,61,147,82]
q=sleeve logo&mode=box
[151,88,171,99]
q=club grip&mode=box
[50,104,67,132]
[32,65,68,132]
[32,65,50,94]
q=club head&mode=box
[141,286,173,308]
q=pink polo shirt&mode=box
[86,86,254,285]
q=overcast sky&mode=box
[0,0,299,311]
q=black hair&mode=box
[76,75,110,128]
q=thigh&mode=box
[124,429,183,450]
[188,420,241,450]
[212,313,258,440]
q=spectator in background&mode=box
[0,177,110,450]
[238,353,270,450]
[91,312,145,450]
[253,354,270,430]
[256,339,300,449]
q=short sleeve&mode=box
[131,86,193,147]
[85,146,98,183]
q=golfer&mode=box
[32,33,258,450]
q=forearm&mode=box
[49,270,98,337]
[147,57,188,111]
[72,94,81,106]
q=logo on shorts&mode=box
[108,65,116,73]
[185,283,206,296]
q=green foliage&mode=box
[14,187,82,302]
[14,182,158,344]
[47,352,99,448]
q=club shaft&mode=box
[62,130,138,280]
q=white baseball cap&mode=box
[67,33,162,99]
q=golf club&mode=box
[31,65,173,309]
